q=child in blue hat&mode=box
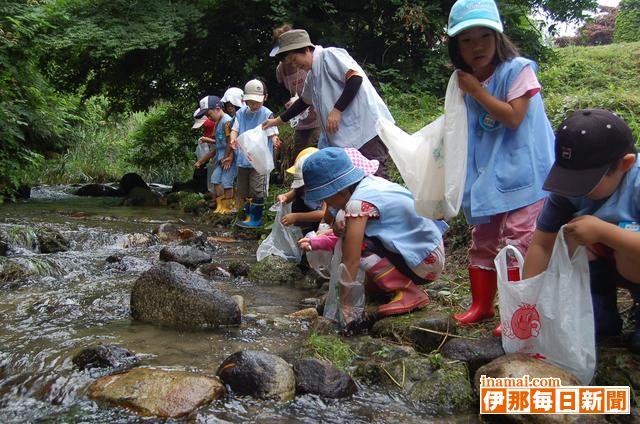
[446,0,555,335]
[302,148,448,317]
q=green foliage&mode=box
[306,334,356,371]
[614,0,640,43]
[125,102,195,183]
[0,1,74,196]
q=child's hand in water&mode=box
[298,237,312,251]
[457,70,482,96]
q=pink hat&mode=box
[344,148,379,176]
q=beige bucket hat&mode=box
[269,29,314,57]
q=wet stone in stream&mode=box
[72,344,139,372]
[217,350,296,401]
[130,261,240,329]
[159,245,212,268]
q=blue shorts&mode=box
[211,163,237,189]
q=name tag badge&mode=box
[619,221,640,232]
[478,111,502,132]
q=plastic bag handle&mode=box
[495,244,525,285]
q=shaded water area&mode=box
[0,186,468,423]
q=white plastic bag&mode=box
[236,125,275,175]
[195,142,211,161]
[495,228,596,384]
[256,203,303,263]
[376,71,467,219]
[323,239,365,326]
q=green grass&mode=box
[306,334,356,371]
[539,42,640,137]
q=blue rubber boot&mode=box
[236,199,263,228]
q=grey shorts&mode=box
[236,167,269,199]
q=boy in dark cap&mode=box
[524,109,640,352]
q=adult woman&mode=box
[271,24,320,162]
[263,29,393,178]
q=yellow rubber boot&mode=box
[212,196,224,213]
[219,197,235,214]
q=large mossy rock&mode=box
[217,350,296,401]
[248,255,303,285]
[118,172,149,196]
[371,309,456,353]
[88,367,225,418]
[159,245,211,268]
[35,227,69,253]
[130,262,240,329]
[367,354,474,415]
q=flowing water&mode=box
[0,186,474,423]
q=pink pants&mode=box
[468,199,545,269]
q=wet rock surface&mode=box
[293,358,357,398]
[72,344,139,371]
[442,336,505,377]
[248,255,303,285]
[35,227,69,253]
[155,223,195,243]
[217,350,296,401]
[159,245,211,268]
[227,260,251,277]
[130,261,240,329]
[88,367,225,418]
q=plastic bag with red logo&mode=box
[494,227,596,384]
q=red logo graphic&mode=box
[503,303,541,339]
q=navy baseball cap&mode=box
[193,95,224,118]
[543,109,637,197]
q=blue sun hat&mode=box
[447,0,504,37]
[303,148,365,202]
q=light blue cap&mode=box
[447,0,504,37]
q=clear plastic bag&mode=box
[256,203,303,263]
[307,249,332,279]
[195,142,211,161]
[323,239,365,326]
[376,71,467,220]
[495,228,596,384]
[236,125,275,175]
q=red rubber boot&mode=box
[367,258,429,317]
[492,267,521,337]
[453,267,497,324]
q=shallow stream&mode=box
[0,186,472,423]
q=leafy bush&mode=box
[124,101,195,184]
[614,0,640,43]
